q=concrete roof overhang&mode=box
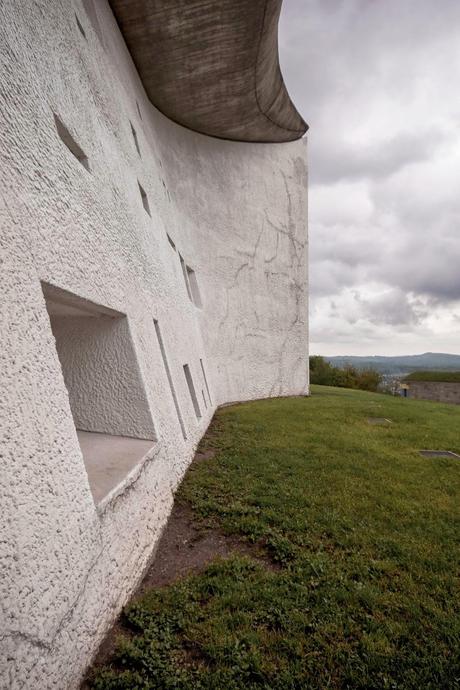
[109,0,308,143]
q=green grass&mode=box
[91,386,460,689]
[405,371,460,382]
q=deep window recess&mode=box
[41,282,156,504]
[130,121,141,157]
[200,358,212,404]
[167,234,176,251]
[75,13,86,38]
[183,364,201,419]
[186,266,202,308]
[154,319,187,440]
[138,182,151,216]
[54,115,90,172]
[179,254,192,300]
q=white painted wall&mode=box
[0,0,308,687]
[50,314,157,440]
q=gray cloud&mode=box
[279,0,460,354]
[310,129,447,185]
[355,289,427,327]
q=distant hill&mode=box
[324,353,460,376]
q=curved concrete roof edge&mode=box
[109,0,308,144]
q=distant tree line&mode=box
[310,356,382,392]
[404,370,460,383]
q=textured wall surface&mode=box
[0,0,308,687]
[408,381,460,405]
[51,315,157,440]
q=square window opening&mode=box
[42,282,156,504]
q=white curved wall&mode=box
[0,0,308,687]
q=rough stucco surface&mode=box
[0,0,308,687]
[51,315,157,440]
[408,381,460,405]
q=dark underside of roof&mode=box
[109,0,308,143]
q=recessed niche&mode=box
[42,282,156,503]
[183,364,201,420]
[186,266,202,308]
[138,181,150,216]
[200,358,212,404]
[54,114,90,172]
[179,254,192,300]
[154,319,187,440]
[130,121,141,157]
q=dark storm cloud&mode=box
[279,0,460,353]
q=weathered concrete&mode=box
[0,0,308,687]
[407,381,460,405]
[109,0,308,143]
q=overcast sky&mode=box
[279,0,460,356]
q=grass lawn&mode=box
[91,386,460,689]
